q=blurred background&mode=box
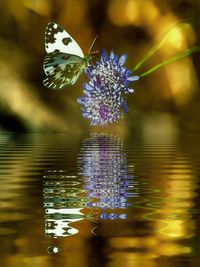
[1,0,200,136]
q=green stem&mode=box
[132,18,200,72]
[139,45,200,77]
[133,34,169,72]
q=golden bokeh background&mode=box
[1,0,200,135]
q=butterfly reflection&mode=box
[43,134,137,239]
[43,170,87,238]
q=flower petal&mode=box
[127,75,140,81]
[121,100,129,113]
[119,54,128,65]
[110,51,115,60]
[83,83,94,91]
[77,96,86,104]
[102,49,108,61]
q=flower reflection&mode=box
[78,133,138,220]
[43,134,137,239]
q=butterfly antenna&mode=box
[88,35,98,54]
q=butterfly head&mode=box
[84,52,98,66]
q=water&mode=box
[0,132,200,267]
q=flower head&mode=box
[78,50,139,126]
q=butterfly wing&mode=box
[43,22,87,89]
[45,22,84,58]
[43,52,86,89]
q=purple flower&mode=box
[78,50,139,126]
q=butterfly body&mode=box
[43,22,91,89]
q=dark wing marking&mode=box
[45,22,64,48]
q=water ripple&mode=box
[1,133,200,263]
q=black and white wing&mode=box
[45,22,84,57]
[43,52,86,89]
[43,22,86,89]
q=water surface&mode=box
[0,132,200,267]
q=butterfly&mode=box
[43,22,94,89]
